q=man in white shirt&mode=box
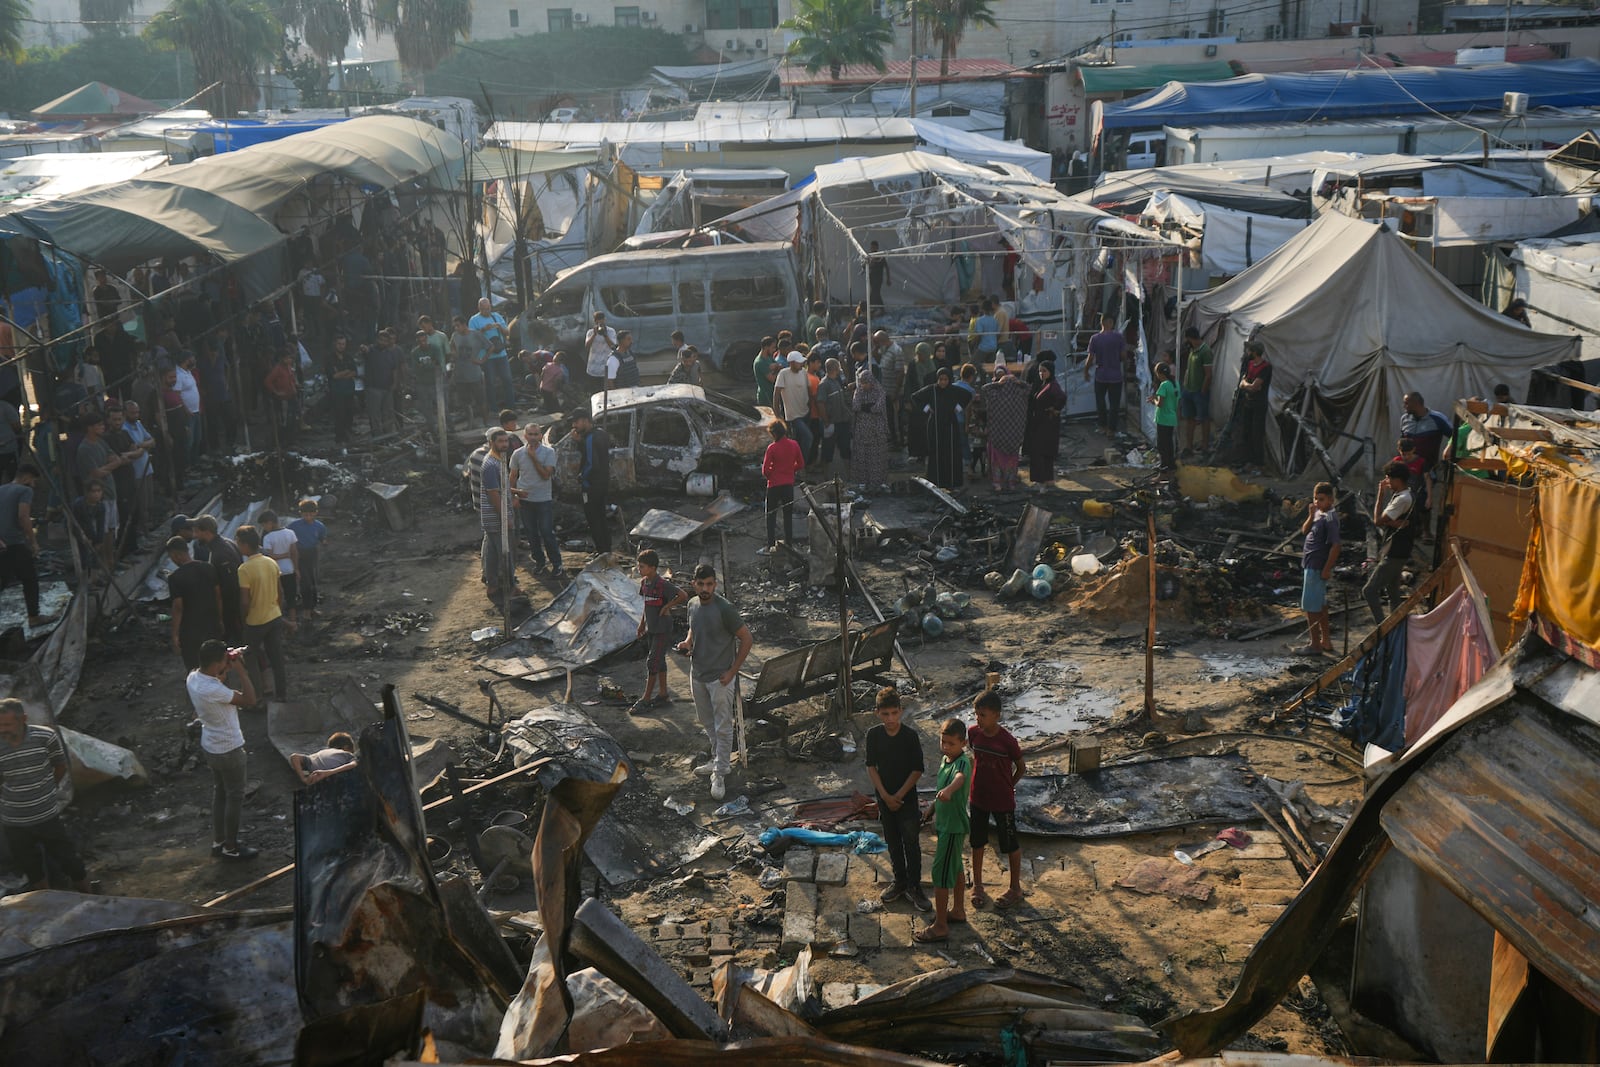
[584,311,618,394]
[185,639,258,861]
[773,353,814,458]
[175,352,203,462]
[509,421,563,575]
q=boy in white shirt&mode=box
[259,510,300,630]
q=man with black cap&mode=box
[570,409,612,555]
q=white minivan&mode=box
[526,242,802,379]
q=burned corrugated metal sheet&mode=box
[1158,639,1542,1055]
[294,686,508,1054]
[1381,696,1600,1017]
[1160,643,1548,1056]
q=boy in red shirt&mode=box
[968,689,1027,910]
[759,420,805,555]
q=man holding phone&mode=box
[185,639,259,861]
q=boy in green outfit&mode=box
[915,717,972,942]
[1151,360,1178,474]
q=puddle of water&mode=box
[1005,686,1118,739]
[1198,653,1294,682]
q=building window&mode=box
[548,8,572,30]
[705,0,775,29]
[615,5,640,26]
[509,8,520,26]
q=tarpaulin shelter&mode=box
[1185,211,1580,470]
[0,115,466,301]
[31,82,158,120]
[1094,58,1600,140]
[1144,191,1310,275]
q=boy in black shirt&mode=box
[864,686,930,912]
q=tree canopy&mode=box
[917,0,997,77]
[0,33,194,115]
[781,0,893,81]
[372,0,470,89]
[1,0,27,60]
[144,0,280,114]
[426,26,691,112]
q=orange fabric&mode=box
[1512,468,1600,656]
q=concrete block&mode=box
[814,852,850,886]
[821,982,861,1011]
[781,881,818,955]
[571,898,726,1041]
[847,912,882,949]
[708,916,732,934]
[682,921,709,939]
[815,911,849,946]
[879,911,914,947]
[655,923,684,941]
[709,934,735,955]
[785,849,816,882]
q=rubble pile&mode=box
[221,450,360,512]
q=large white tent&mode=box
[1187,212,1580,470]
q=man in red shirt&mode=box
[967,690,1027,910]
[759,420,805,555]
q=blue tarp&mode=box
[1096,58,1600,134]
[192,118,352,151]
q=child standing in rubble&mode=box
[915,718,972,943]
[865,687,930,913]
[968,690,1027,911]
[631,549,686,715]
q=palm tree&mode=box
[781,0,893,82]
[1,0,27,58]
[145,0,281,114]
[917,0,997,77]
[372,0,470,91]
[279,0,365,69]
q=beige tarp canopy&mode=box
[1186,211,1580,470]
[0,115,465,299]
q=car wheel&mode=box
[721,341,759,381]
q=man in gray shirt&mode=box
[509,422,563,576]
[676,564,752,800]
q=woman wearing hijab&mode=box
[1026,359,1068,485]
[1238,341,1273,463]
[851,367,890,491]
[983,367,1030,492]
[903,343,935,460]
[914,367,966,489]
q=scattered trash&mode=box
[663,796,695,816]
[1115,858,1214,902]
[1174,827,1253,866]
[758,868,784,889]
[921,613,944,637]
[472,626,502,642]
[1081,499,1113,519]
[856,898,883,913]
[996,568,1028,599]
[830,940,859,958]
[1070,553,1103,576]
[713,795,751,818]
[1029,578,1053,600]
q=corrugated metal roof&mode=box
[1381,696,1600,1017]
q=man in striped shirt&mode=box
[0,699,90,892]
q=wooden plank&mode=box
[1450,539,1498,652]
[1486,931,1532,1059]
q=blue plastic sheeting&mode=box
[758,827,887,854]
[192,118,352,151]
[1335,621,1409,752]
[1098,58,1600,132]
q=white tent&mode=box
[1511,231,1600,364]
[1187,212,1580,470]
[1144,190,1310,275]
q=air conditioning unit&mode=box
[725,38,737,49]
[754,37,767,50]
[641,10,655,20]
[1204,43,1218,55]
[1504,90,1528,116]
[684,21,698,31]
[572,12,588,22]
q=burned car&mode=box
[553,384,775,493]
